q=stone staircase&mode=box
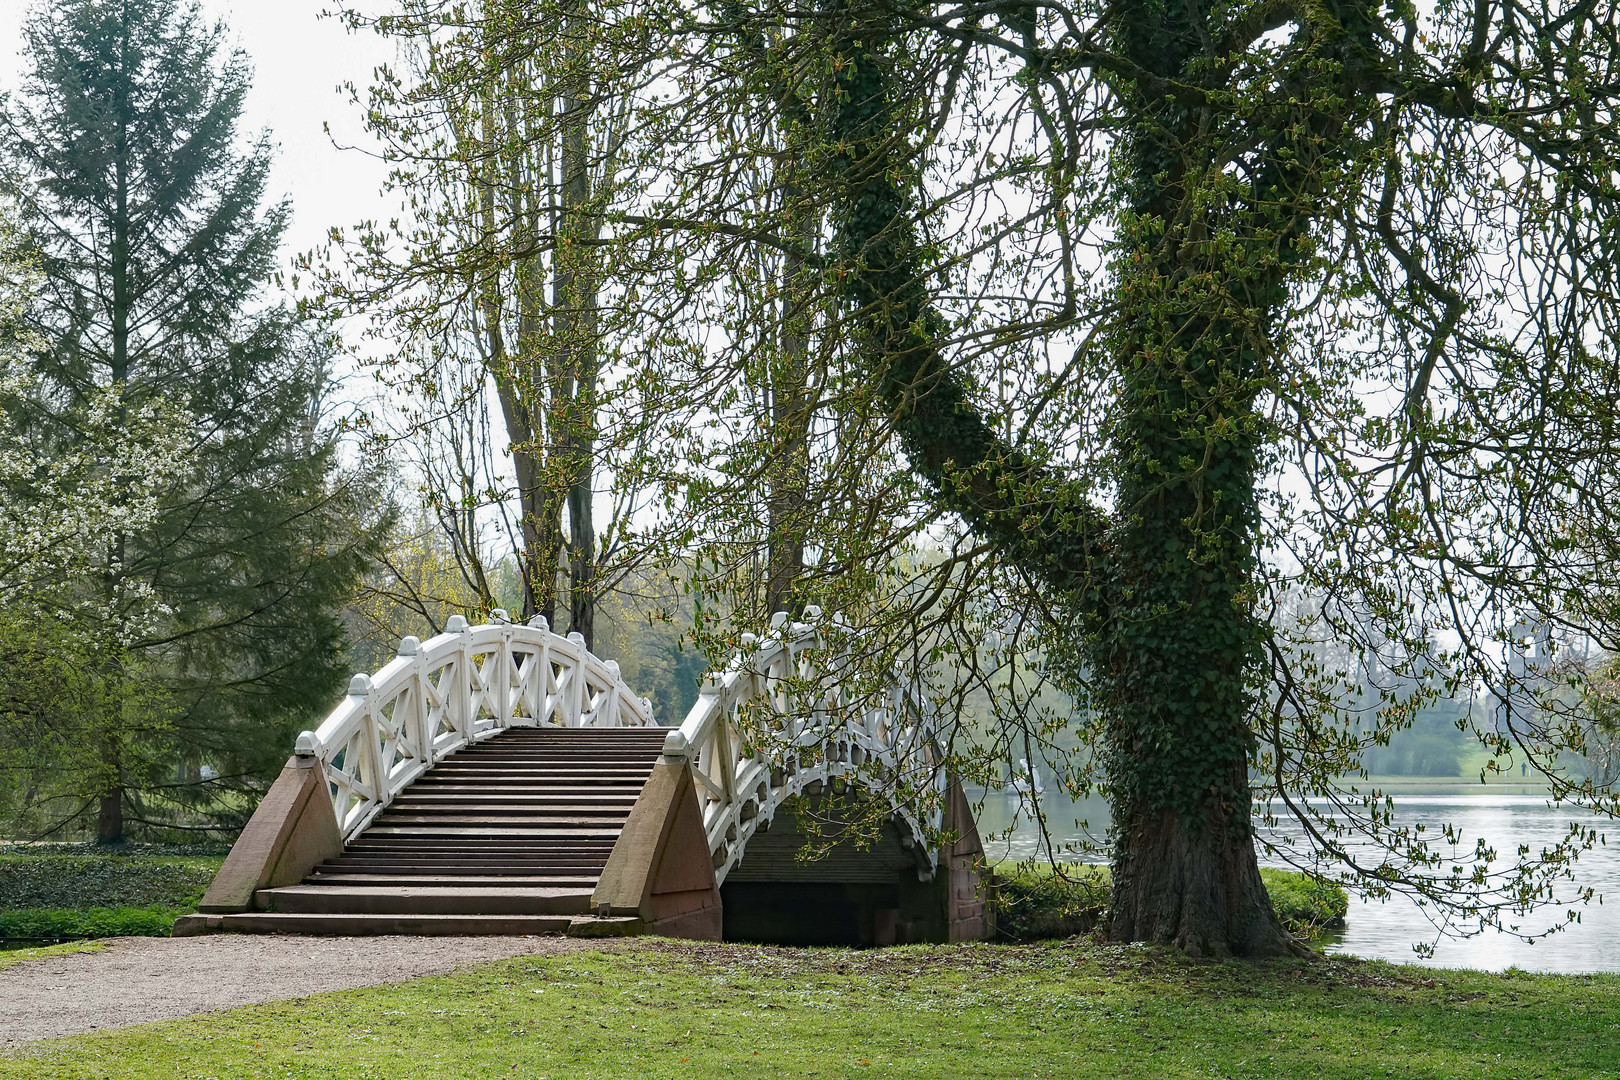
[202,727,668,935]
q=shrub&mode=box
[993,863,1110,941]
[0,904,190,942]
[0,849,223,942]
[1259,867,1349,937]
[0,854,221,911]
[993,862,1348,942]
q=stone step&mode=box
[419,766,654,776]
[344,839,618,852]
[448,749,666,758]
[258,884,594,915]
[305,872,600,889]
[366,814,630,828]
[313,868,605,881]
[335,855,611,866]
[241,726,672,935]
[359,829,624,843]
[388,797,640,810]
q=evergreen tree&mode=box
[0,0,384,842]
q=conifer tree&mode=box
[0,0,383,842]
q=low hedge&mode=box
[993,862,1348,942]
[0,904,194,942]
[0,854,222,911]
[0,849,224,943]
[1258,866,1349,936]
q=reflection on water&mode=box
[971,786,1620,973]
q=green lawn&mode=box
[5,940,1618,1079]
[0,940,106,971]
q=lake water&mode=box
[974,786,1620,973]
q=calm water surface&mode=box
[975,788,1620,973]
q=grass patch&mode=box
[0,939,107,972]
[5,941,1618,1078]
[994,864,1348,941]
[0,848,222,943]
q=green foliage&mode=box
[7,944,1620,1078]
[0,849,220,942]
[0,854,220,910]
[992,863,1110,941]
[0,0,386,840]
[1257,869,1350,938]
[0,905,188,944]
[994,864,1348,942]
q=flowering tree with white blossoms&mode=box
[0,209,194,838]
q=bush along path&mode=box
[0,845,224,944]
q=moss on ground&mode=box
[3,940,1616,1078]
[0,848,223,943]
[994,864,1348,941]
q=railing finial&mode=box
[347,673,372,696]
[446,615,469,633]
[397,635,420,657]
[662,729,690,761]
[294,730,318,757]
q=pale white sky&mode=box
[0,0,397,274]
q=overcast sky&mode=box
[0,0,397,274]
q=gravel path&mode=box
[0,934,619,1045]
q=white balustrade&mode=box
[664,607,947,883]
[296,614,656,839]
[297,608,946,877]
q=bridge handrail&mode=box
[665,608,947,882]
[297,614,655,838]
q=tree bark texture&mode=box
[97,790,123,844]
[763,183,813,618]
[803,0,1295,956]
[556,1,601,650]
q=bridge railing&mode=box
[297,614,655,839]
[664,608,948,882]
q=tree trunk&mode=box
[1086,0,1292,958]
[475,47,562,624]
[798,1,1296,957]
[764,182,812,618]
[556,0,600,649]
[1109,773,1288,957]
[97,790,123,844]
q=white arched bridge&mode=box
[179,612,992,944]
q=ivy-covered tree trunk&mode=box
[805,0,1295,955]
[1087,0,1292,957]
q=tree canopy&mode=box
[311,0,1620,956]
[0,0,385,841]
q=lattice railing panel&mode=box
[663,608,947,884]
[296,609,947,872]
[298,615,657,839]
